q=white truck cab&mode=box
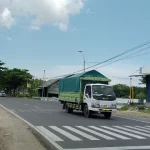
[83,84,116,118]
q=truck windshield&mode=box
[92,85,116,101]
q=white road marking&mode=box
[64,145,150,150]
[125,126,150,133]
[31,109,37,112]
[34,106,44,112]
[36,126,63,142]
[18,109,24,112]
[101,126,145,139]
[136,126,150,131]
[9,109,17,114]
[49,126,82,141]
[89,126,130,140]
[63,126,99,140]
[114,126,150,138]
[76,126,115,140]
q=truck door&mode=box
[84,85,92,102]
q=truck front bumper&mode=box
[89,107,117,113]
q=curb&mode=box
[0,104,63,150]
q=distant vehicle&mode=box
[59,70,116,119]
[0,91,6,97]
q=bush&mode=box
[120,105,130,111]
[137,105,145,110]
[16,94,26,97]
[136,92,146,100]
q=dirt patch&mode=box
[0,107,46,150]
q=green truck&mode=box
[59,70,116,118]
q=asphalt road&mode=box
[0,97,150,150]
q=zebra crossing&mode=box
[35,125,150,142]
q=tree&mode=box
[2,68,32,96]
[0,60,6,71]
[0,61,7,90]
[28,78,43,96]
[113,84,130,98]
[140,76,146,84]
[136,92,146,100]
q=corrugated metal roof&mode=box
[38,79,58,88]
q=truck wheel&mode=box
[104,112,111,119]
[84,105,92,118]
[65,104,73,113]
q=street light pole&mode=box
[42,70,45,97]
[78,51,85,73]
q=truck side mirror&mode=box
[85,93,89,98]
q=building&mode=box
[140,66,150,103]
[37,79,59,97]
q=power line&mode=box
[48,40,150,79]
[94,48,150,70]
[86,45,150,65]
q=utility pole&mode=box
[130,78,132,101]
[130,78,134,104]
[42,70,45,97]
[78,51,85,73]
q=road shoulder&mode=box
[0,106,47,150]
[113,110,150,122]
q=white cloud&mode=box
[0,8,14,28]
[6,37,12,41]
[0,0,84,31]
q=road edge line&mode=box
[113,115,150,124]
[0,104,63,150]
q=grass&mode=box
[139,109,150,114]
[120,105,130,111]
[119,104,150,114]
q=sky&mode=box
[1,0,150,86]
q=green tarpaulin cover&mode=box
[59,70,110,93]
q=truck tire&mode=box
[65,103,73,113]
[104,112,111,119]
[84,105,92,118]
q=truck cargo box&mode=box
[59,70,111,103]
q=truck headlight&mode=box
[91,103,100,108]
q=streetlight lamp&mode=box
[78,51,85,73]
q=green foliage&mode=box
[140,77,146,84]
[113,84,146,99]
[16,94,26,98]
[1,68,32,96]
[28,78,43,96]
[136,92,146,100]
[137,105,145,110]
[120,105,130,111]
[113,84,130,98]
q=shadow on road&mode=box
[67,111,115,120]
